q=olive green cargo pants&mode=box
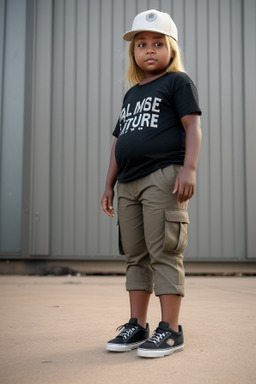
[117,165,189,297]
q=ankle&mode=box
[133,318,146,329]
[163,320,179,333]
[139,322,147,329]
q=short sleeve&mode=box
[173,77,202,119]
[113,119,121,138]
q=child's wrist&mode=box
[183,164,196,172]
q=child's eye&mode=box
[155,43,163,47]
[138,43,145,47]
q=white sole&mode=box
[137,343,184,358]
[106,340,147,352]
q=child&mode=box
[101,9,202,358]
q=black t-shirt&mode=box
[113,72,202,183]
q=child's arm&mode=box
[172,113,202,204]
[101,138,118,217]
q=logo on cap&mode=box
[146,12,157,22]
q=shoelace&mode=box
[116,323,137,340]
[149,330,167,344]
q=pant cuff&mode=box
[154,284,184,297]
[126,281,153,294]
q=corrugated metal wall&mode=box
[1,0,256,260]
[50,0,125,257]
[0,0,27,252]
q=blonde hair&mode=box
[126,35,186,86]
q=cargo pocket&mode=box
[117,221,125,255]
[163,210,190,254]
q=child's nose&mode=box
[146,47,155,54]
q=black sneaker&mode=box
[137,321,184,358]
[106,318,149,352]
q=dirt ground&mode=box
[0,275,255,384]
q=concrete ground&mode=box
[0,275,255,384]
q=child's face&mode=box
[133,31,171,77]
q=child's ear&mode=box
[169,51,175,64]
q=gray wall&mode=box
[0,0,26,252]
[0,0,256,261]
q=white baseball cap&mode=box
[123,9,178,41]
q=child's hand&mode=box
[101,187,115,217]
[172,167,196,204]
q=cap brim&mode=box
[123,28,177,41]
